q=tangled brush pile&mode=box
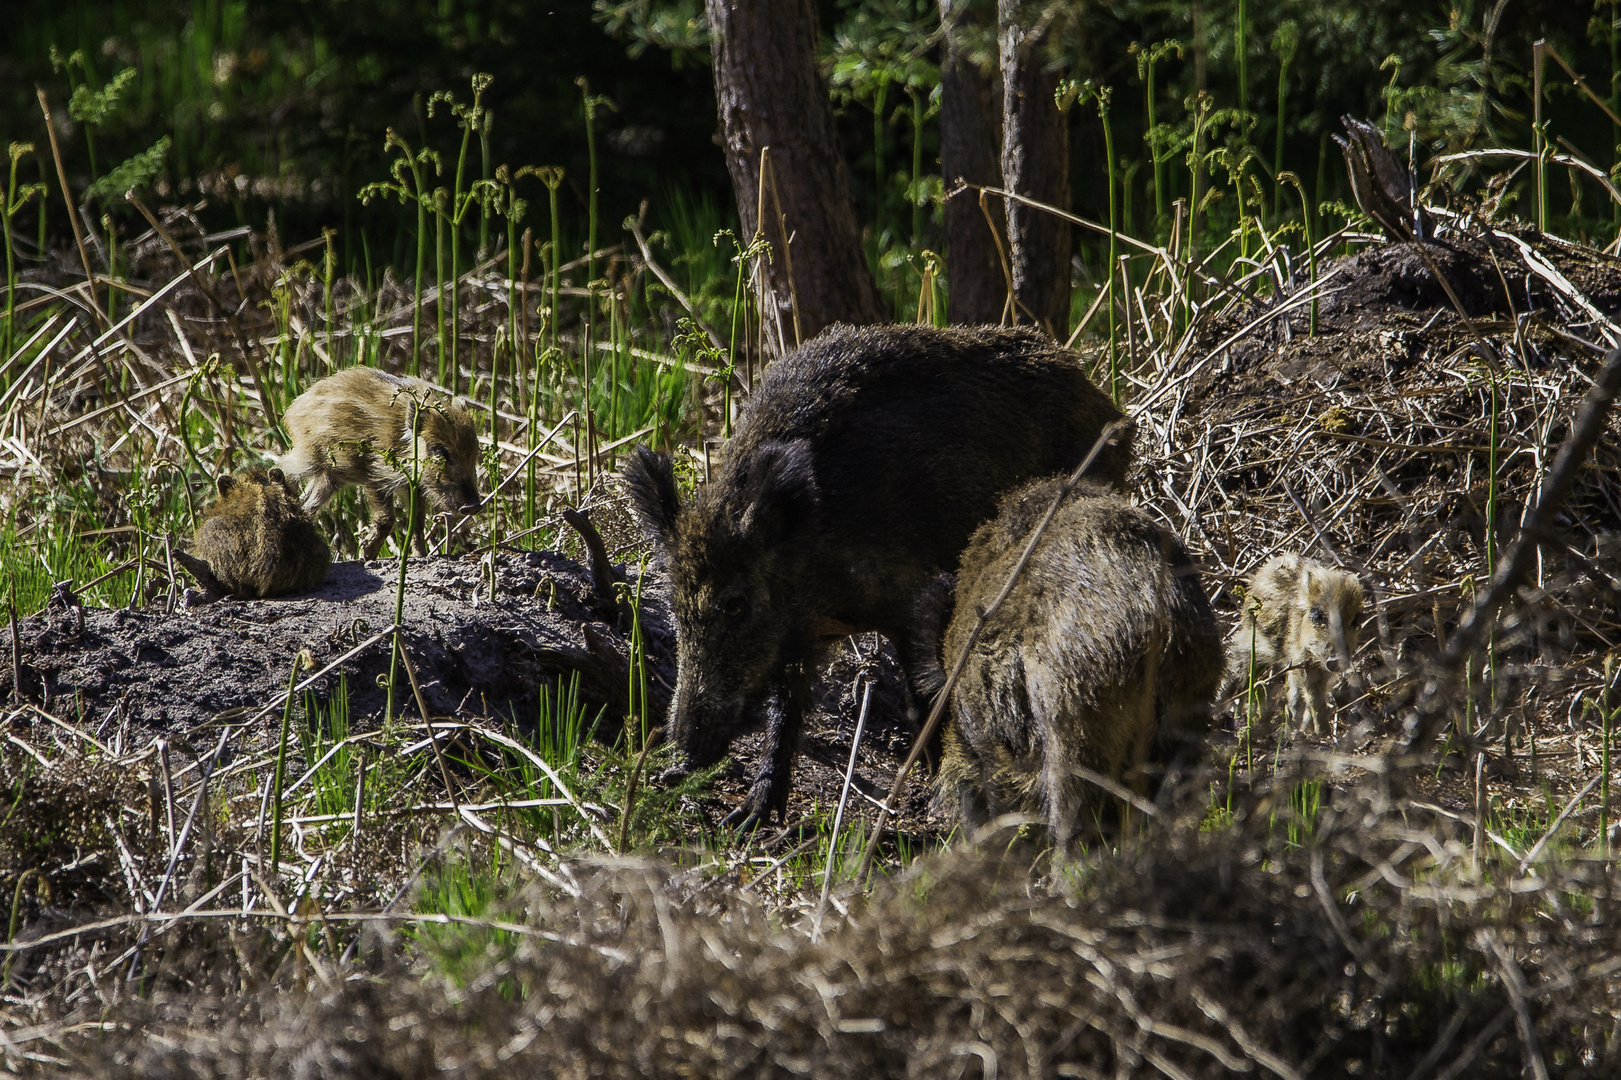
[7,763,1616,1079]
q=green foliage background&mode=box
[3,0,1619,279]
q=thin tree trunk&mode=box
[706,0,887,343]
[939,0,1006,325]
[999,0,1071,338]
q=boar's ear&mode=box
[215,474,236,498]
[623,445,681,544]
[738,439,820,541]
[1343,572,1366,617]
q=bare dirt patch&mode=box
[3,545,931,840]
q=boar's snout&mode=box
[672,708,733,770]
[457,475,483,515]
[1324,615,1356,674]
[667,674,750,771]
[420,472,480,516]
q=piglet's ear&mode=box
[737,439,820,542]
[623,445,682,547]
[268,466,287,485]
[215,474,236,498]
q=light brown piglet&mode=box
[1222,553,1365,736]
[278,368,482,559]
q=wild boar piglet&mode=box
[188,465,330,598]
[1222,553,1365,735]
[278,367,482,559]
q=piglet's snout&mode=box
[1325,616,1354,672]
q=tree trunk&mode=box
[705,0,887,343]
[938,0,1006,326]
[998,0,1071,338]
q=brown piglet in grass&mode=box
[185,466,330,598]
[278,368,482,560]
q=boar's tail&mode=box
[623,445,681,548]
[906,573,956,700]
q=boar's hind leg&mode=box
[1042,724,1087,865]
[726,665,813,832]
[360,486,397,561]
[890,634,943,769]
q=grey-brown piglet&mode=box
[912,476,1222,860]
[187,466,330,598]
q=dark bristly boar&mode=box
[624,323,1132,825]
[187,466,331,598]
[278,367,482,560]
[911,476,1222,858]
[1222,553,1365,735]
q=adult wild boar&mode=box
[624,323,1132,825]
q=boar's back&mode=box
[727,324,1127,567]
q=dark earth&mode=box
[3,544,931,835]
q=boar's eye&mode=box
[1310,607,1327,627]
[719,594,748,621]
[428,444,449,462]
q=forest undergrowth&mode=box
[3,63,1621,1074]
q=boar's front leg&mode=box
[725,662,813,832]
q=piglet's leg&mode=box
[360,486,396,561]
[1305,667,1332,737]
[1286,668,1329,735]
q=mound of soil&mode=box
[7,551,673,745]
[3,546,928,833]
[1135,221,1621,822]
[1193,231,1621,408]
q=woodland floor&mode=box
[6,221,1621,1076]
[7,222,1621,847]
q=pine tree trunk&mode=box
[705,0,887,344]
[999,0,1071,338]
[939,0,1006,325]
